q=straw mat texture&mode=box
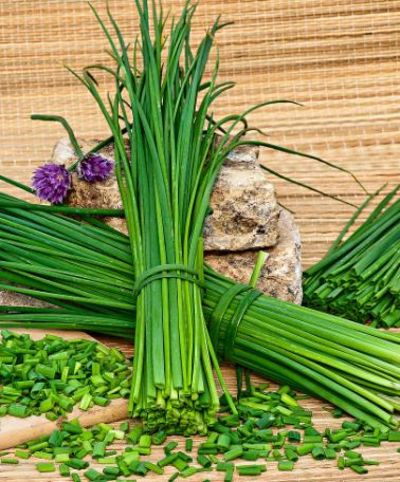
[0,1,400,480]
[1,0,399,267]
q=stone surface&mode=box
[0,291,50,309]
[206,209,302,304]
[203,158,279,251]
[0,138,302,308]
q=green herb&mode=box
[16,0,365,436]
[36,462,56,472]
[1,458,19,464]
[3,198,400,432]
[0,331,130,419]
[278,460,294,471]
[304,185,400,327]
[237,464,266,476]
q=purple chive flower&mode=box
[78,154,114,183]
[32,163,71,204]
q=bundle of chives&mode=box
[77,0,248,434]
[203,267,400,431]
[304,185,400,327]
[0,203,399,430]
[44,0,360,434]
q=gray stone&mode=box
[206,208,302,304]
[0,291,51,309]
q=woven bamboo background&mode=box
[0,1,400,480]
[1,0,399,267]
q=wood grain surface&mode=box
[0,0,400,480]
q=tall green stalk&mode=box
[64,1,254,433]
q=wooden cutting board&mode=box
[0,329,128,450]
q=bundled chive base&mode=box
[0,197,399,431]
[304,186,400,327]
[4,379,398,481]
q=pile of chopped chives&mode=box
[304,186,400,327]
[0,330,131,419]
[4,379,399,481]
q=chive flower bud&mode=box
[32,163,71,204]
[78,154,113,183]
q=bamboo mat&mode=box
[1,0,399,267]
[0,0,400,480]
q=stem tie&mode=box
[210,283,262,360]
[133,264,200,300]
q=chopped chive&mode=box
[237,464,266,476]
[278,460,294,471]
[185,438,193,452]
[36,462,55,472]
[197,454,212,468]
[59,463,71,477]
[1,458,19,464]
[15,449,30,459]
[224,447,243,461]
[164,441,178,454]
[84,468,103,480]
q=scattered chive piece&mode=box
[197,454,212,468]
[164,441,178,454]
[36,462,56,472]
[15,449,30,459]
[350,465,368,475]
[59,463,71,477]
[278,460,295,471]
[1,458,19,464]
[224,447,243,462]
[388,432,400,442]
[237,464,266,476]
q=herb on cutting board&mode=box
[0,331,131,419]
[26,0,367,435]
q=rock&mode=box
[203,152,279,251]
[0,291,51,309]
[206,209,302,304]
[0,138,302,309]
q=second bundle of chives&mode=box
[304,185,400,327]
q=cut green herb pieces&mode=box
[237,464,266,476]
[0,331,131,419]
[3,193,400,431]
[1,458,19,464]
[278,460,294,471]
[36,462,56,472]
